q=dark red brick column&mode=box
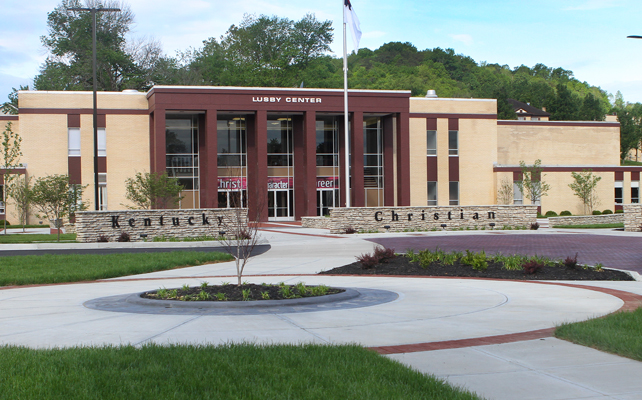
[247,111,268,221]
[151,108,166,175]
[351,111,364,207]
[199,109,218,208]
[383,115,395,206]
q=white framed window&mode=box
[427,130,437,156]
[427,181,437,205]
[615,181,623,204]
[448,130,458,156]
[449,181,459,205]
[98,128,106,156]
[632,181,639,204]
[513,182,523,205]
[98,173,107,210]
[68,128,81,156]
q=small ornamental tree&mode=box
[8,175,32,232]
[1,122,23,233]
[30,174,88,241]
[516,159,551,205]
[497,177,513,205]
[568,169,602,215]
[124,172,184,209]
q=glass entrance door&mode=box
[268,189,293,221]
[317,189,338,216]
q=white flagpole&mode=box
[343,2,351,208]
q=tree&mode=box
[516,159,550,205]
[8,176,32,232]
[568,170,601,215]
[1,86,29,115]
[124,171,184,209]
[497,177,513,205]
[1,122,23,234]
[34,0,163,91]
[30,174,88,241]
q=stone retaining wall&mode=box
[548,213,624,227]
[623,205,642,232]
[324,205,537,234]
[76,209,248,242]
[301,216,332,229]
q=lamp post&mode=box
[67,7,120,210]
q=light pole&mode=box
[67,6,120,210]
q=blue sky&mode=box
[3,0,642,104]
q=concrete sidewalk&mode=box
[1,227,641,399]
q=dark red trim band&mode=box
[0,116,19,121]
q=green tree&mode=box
[1,85,29,115]
[568,170,601,215]
[8,176,33,232]
[1,122,23,234]
[124,171,184,209]
[516,159,551,205]
[34,0,163,91]
[30,174,88,241]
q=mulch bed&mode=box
[319,256,635,281]
[142,283,344,302]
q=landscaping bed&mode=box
[142,282,344,302]
[319,248,635,281]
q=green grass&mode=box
[0,251,233,286]
[3,224,51,229]
[0,343,483,400]
[622,159,642,166]
[551,223,624,229]
[0,233,77,243]
[556,308,642,361]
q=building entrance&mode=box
[268,189,294,221]
[317,189,338,216]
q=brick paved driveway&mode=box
[369,233,642,274]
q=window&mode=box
[364,117,384,207]
[98,173,107,210]
[633,181,640,204]
[513,182,523,205]
[449,181,459,205]
[98,128,106,156]
[427,131,436,156]
[448,130,458,156]
[427,181,437,205]
[316,117,339,166]
[217,118,246,167]
[615,181,623,204]
[166,114,199,209]
[68,128,81,156]
[267,118,293,167]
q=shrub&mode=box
[117,232,131,242]
[522,260,544,274]
[544,211,558,217]
[615,209,624,213]
[344,226,357,234]
[592,210,602,215]
[373,245,396,262]
[96,235,109,242]
[560,210,572,216]
[602,209,613,215]
[530,222,539,230]
[537,213,544,218]
[564,253,578,269]
[356,253,379,269]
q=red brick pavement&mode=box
[369,233,642,274]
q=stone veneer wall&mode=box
[76,209,248,242]
[623,205,642,232]
[548,214,624,227]
[301,216,332,229]
[326,205,537,234]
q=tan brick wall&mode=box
[537,171,614,215]
[19,91,148,110]
[497,123,620,166]
[409,117,427,205]
[459,118,496,206]
[409,98,497,114]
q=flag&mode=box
[344,0,362,52]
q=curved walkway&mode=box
[1,227,642,400]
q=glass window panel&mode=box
[448,130,458,155]
[427,130,436,156]
[449,181,459,205]
[513,182,523,205]
[615,187,623,204]
[68,128,81,156]
[632,187,639,204]
[427,181,437,205]
[97,128,106,156]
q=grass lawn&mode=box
[0,343,482,400]
[555,308,642,361]
[552,223,624,229]
[0,233,77,243]
[0,251,233,286]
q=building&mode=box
[0,86,638,224]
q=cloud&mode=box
[449,34,473,46]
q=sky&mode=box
[3,0,642,104]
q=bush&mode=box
[355,253,379,269]
[117,232,131,242]
[564,253,578,269]
[536,213,544,218]
[560,210,572,216]
[602,209,613,215]
[522,260,544,274]
[615,209,624,213]
[592,210,602,215]
[2,220,10,226]
[344,226,357,234]
[544,211,558,217]
[530,222,539,230]
[97,235,109,242]
[356,245,396,268]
